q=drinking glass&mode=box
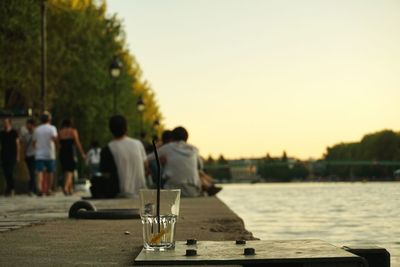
[139,189,181,251]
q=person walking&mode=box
[33,112,57,196]
[58,118,85,196]
[21,118,36,195]
[0,117,20,196]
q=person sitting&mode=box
[198,165,223,196]
[147,126,202,197]
[86,141,101,177]
[91,115,147,198]
[147,130,172,187]
[161,130,173,145]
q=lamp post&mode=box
[40,0,47,112]
[136,96,145,135]
[154,119,160,128]
[109,57,122,114]
[153,118,160,137]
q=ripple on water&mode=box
[218,182,400,267]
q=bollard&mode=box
[186,239,197,245]
[185,249,197,256]
[343,245,390,267]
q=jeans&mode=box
[2,160,16,193]
[25,156,36,193]
[35,159,56,172]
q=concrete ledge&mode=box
[0,197,255,266]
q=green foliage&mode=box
[217,154,227,164]
[204,154,232,181]
[257,155,308,182]
[0,0,163,148]
[206,155,215,164]
[0,0,41,109]
[324,130,400,179]
[325,130,400,161]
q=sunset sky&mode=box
[107,0,400,159]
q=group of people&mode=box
[0,112,91,196]
[90,115,222,198]
[1,112,221,198]
[147,127,222,197]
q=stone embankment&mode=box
[0,193,254,266]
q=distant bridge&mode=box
[205,160,400,168]
[204,160,400,181]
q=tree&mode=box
[206,155,215,164]
[0,0,163,148]
[281,151,288,162]
[324,130,400,179]
[0,0,41,110]
[218,154,227,164]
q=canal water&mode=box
[218,182,399,266]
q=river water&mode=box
[218,182,399,266]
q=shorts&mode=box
[35,159,56,172]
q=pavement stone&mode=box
[0,194,255,266]
[0,192,82,232]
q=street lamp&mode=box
[109,57,122,114]
[136,96,145,135]
[40,0,47,112]
[153,118,160,139]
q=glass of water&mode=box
[139,189,181,251]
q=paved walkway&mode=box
[0,186,146,233]
[0,194,254,266]
[0,192,81,232]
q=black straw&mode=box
[152,139,161,233]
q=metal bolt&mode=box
[236,240,246,245]
[186,249,197,256]
[244,247,255,255]
[186,239,197,245]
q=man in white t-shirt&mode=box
[147,126,202,197]
[98,115,147,198]
[33,112,57,196]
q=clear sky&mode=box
[107,0,400,159]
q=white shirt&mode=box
[20,126,35,157]
[33,124,57,160]
[108,137,147,197]
[87,148,101,165]
[148,141,201,189]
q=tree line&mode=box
[205,130,400,182]
[0,0,163,148]
[320,129,400,179]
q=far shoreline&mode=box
[217,180,400,185]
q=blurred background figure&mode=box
[33,112,57,196]
[93,115,147,198]
[199,169,222,196]
[161,130,173,146]
[0,117,20,196]
[86,140,101,177]
[58,118,86,196]
[140,132,153,154]
[147,130,173,188]
[21,118,36,195]
[147,126,202,197]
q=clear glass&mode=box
[139,189,180,251]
